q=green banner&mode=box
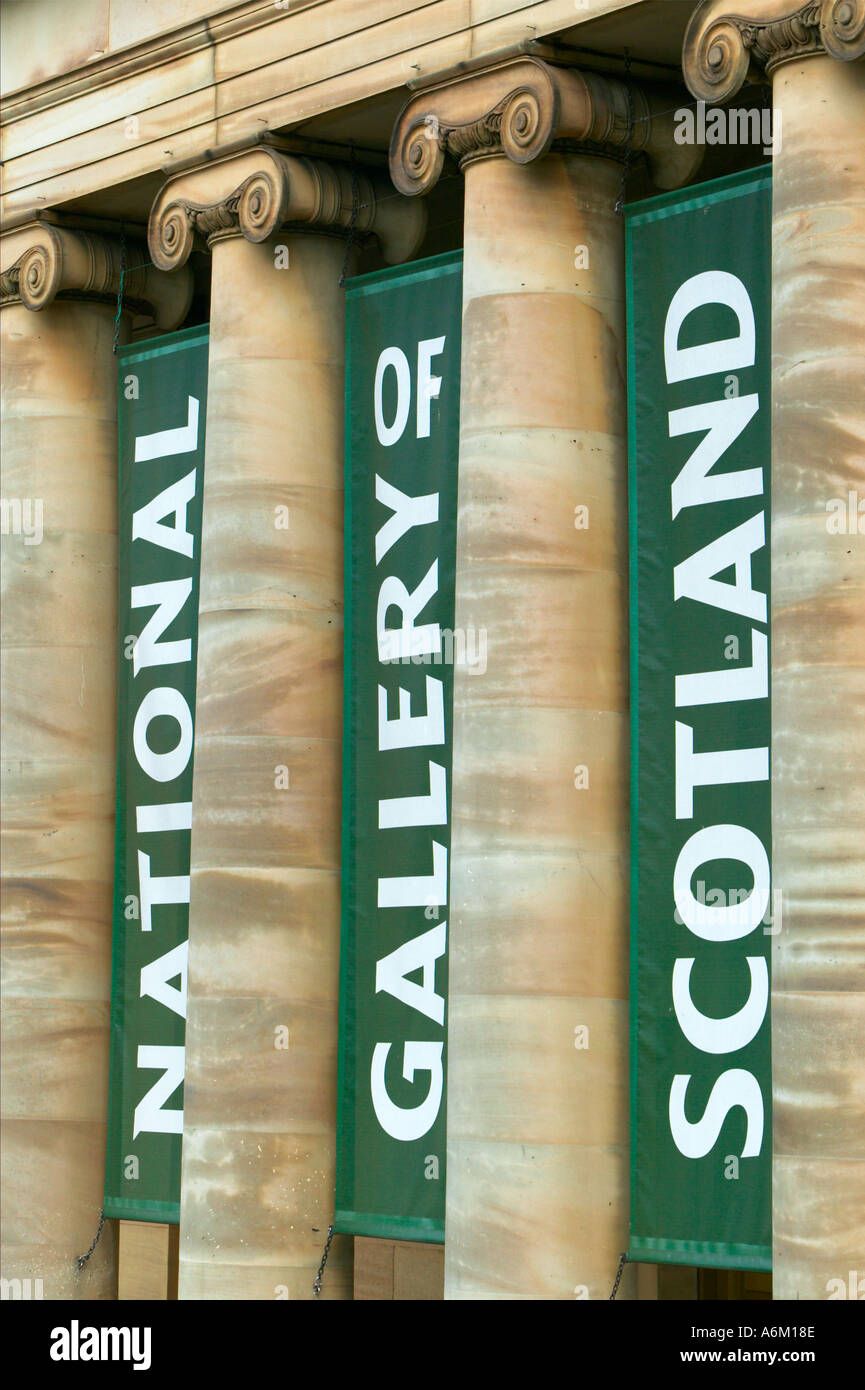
[335,251,462,1242]
[105,325,208,1222]
[626,168,772,1270]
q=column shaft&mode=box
[179,231,351,1299]
[445,151,632,1299]
[770,55,865,1299]
[1,299,121,1298]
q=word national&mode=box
[126,395,201,1139]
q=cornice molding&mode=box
[148,146,426,271]
[0,220,192,325]
[0,0,323,120]
[388,56,704,197]
[683,0,865,103]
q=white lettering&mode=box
[664,271,755,383]
[378,841,447,908]
[133,686,193,783]
[675,721,768,819]
[379,760,447,828]
[370,1041,444,1141]
[130,578,192,675]
[672,956,768,1053]
[674,513,767,622]
[669,1069,763,1158]
[376,921,447,1024]
[674,824,770,941]
[134,395,199,461]
[377,562,440,662]
[416,336,445,438]
[374,347,411,446]
[132,1045,184,1137]
[375,476,438,564]
[136,802,192,834]
[140,941,188,1019]
[378,677,445,750]
[132,471,196,558]
[669,394,761,518]
[137,851,190,933]
[675,630,767,707]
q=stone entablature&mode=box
[1,2,629,225]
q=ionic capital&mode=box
[0,220,192,327]
[683,0,865,103]
[148,146,427,271]
[389,56,703,196]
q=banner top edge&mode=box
[624,164,772,225]
[116,321,209,364]
[345,248,463,297]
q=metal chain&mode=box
[77,1210,106,1271]
[609,1250,629,1299]
[312,1223,334,1297]
[112,224,128,355]
[338,146,360,289]
[614,49,635,217]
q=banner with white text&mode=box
[335,251,462,1242]
[105,325,208,1222]
[626,168,772,1269]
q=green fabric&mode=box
[335,253,462,1242]
[105,325,208,1222]
[625,169,772,1269]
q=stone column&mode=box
[391,58,700,1300]
[148,148,425,1300]
[0,221,191,1299]
[684,0,865,1301]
